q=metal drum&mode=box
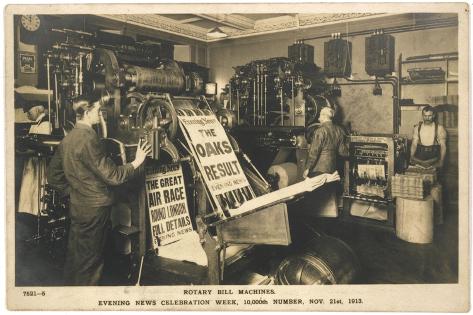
[275,235,359,285]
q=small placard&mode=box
[19,53,36,73]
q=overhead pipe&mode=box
[299,18,457,42]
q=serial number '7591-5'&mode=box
[23,291,46,297]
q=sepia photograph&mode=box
[5,2,469,311]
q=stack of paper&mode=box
[229,172,340,216]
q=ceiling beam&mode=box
[195,14,255,30]
[178,17,202,24]
[97,14,209,42]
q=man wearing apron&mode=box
[302,107,349,217]
[18,103,52,216]
[410,105,447,169]
[47,96,151,285]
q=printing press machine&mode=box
[16,27,361,285]
[342,135,408,229]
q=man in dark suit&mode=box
[47,96,151,285]
[303,107,349,217]
[304,107,349,177]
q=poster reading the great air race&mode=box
[145,163,192,247]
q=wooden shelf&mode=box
[398,53,459,133]
[401,79,458,85]
[400,105,428,111]
[401,56,458,64]
[446,128,458,136]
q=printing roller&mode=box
[91,49,202,95]
[267,162,298,189]
[125,64,185,93]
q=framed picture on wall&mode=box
[19,53,36,74]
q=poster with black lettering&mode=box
[178,114,256,214]
[145,163,192,247]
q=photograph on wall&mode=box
[5,3,469,312]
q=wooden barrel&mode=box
[396,196,434,244]
[275,235,359,285]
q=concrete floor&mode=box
[303,208,458,284]
[14,203,458,286]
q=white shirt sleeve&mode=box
[437,124,447,141]
[29,121,52,135]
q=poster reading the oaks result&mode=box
[145,163,193,247]
[178,114,255,212]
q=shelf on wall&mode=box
[400,105,427,111]
[400,79,458,85]
[445,128,458,135]
[15,85,52,102]
[401,52,458,64]
[401,56,458,64]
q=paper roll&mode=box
[267,163,298,189]
[396,196,434,244]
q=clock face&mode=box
[20,15,41,32]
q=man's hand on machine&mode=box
[303,169,309,179]
[132,139,152,169]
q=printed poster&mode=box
[145,163,193,247]
[178,113,255,214]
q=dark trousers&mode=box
[64,203,111,286]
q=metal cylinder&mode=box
[125,65,185,93]
[275,235,359,285]
[259,68,263,125]
[256,70,260,126]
